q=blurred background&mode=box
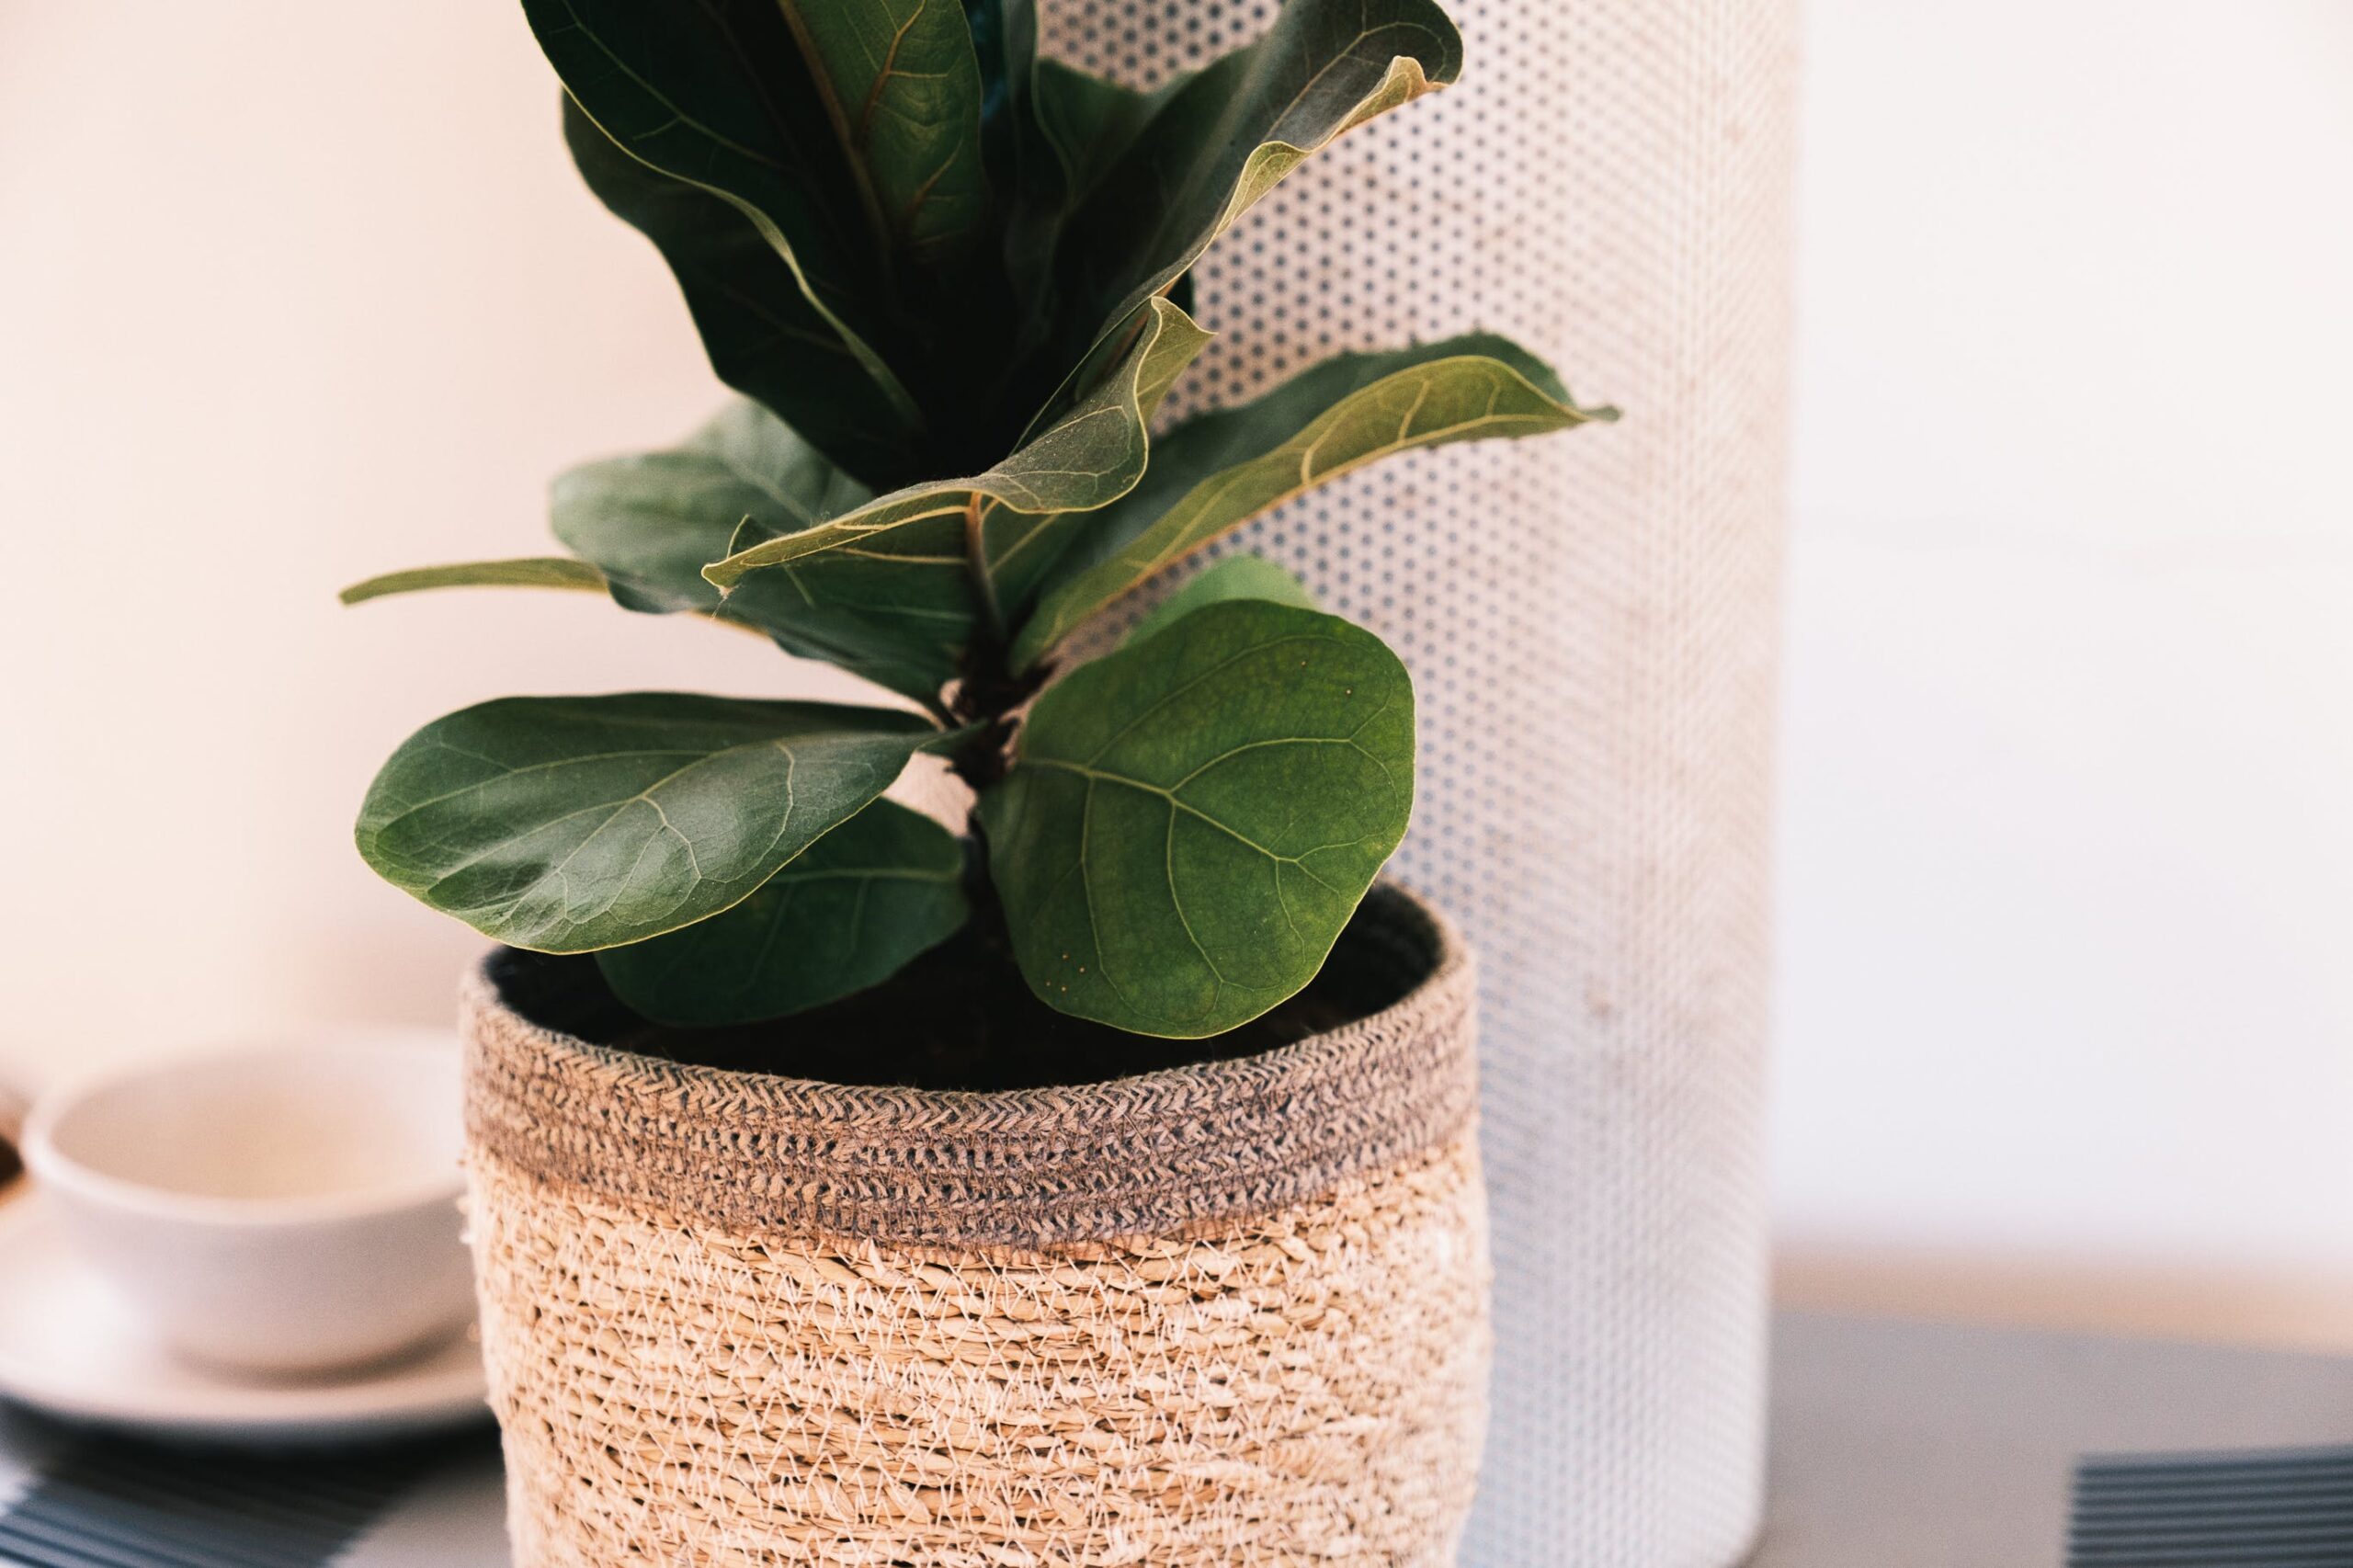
[2,0,2347,1346]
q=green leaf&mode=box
[356,693,945,953]
[1012,336,1609,666]
[520,0,926,429]
[702,297,1213,622]
[1029,61,1161,212]
[980,599,1413,1037]
[595,799,969,1025]
[339,558,608,607]
[1046,0,1462,380]
[774,0,993,278]
[552,403,967,703]
[994,0,1162,339]
[562,100,924,488]
[964,0,1021,190]
[1127,555,1318,645]
[553,403,871,624]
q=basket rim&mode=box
[460,881,1478,1247]
[472,881,1466,1116]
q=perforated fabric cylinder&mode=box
[1040,4,1798,1563]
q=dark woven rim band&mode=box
[461,883,1478,1249]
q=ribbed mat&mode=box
[2071,1444,2353,1567]
[0,1433,478,1568]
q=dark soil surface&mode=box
[489,901,1419,1092]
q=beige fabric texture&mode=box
[463,885,1492,1565]
[1040,5,1797,1564]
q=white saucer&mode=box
[0,1196,489,1444]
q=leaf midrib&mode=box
[1037,765,1351,1026]
[772,0,900,282]
[1023,756,1389,870]
[385,726,983,952]
[1020,359,1571,658]
[381,745,709,821]
[416,739,803,917]
[1129,375,1546,580]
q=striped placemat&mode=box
[2071,1443,2353,1566]
[0,1430,490,1567]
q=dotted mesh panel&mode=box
[1040,4,1798,1564]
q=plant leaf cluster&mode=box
[347,0,1609,1040]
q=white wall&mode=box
[0,1,861,1083]
[2,2,2348,1339]
[1775,0,2353,1338]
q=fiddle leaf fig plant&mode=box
[346,0,1611,1042]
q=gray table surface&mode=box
[1753,1311,2353,1565]
[7,1310,2351,1564]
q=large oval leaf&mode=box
[1012,335,1608,666]
[980,599,1413,1037]
[520,0,928,427]
[774,0,992,279]
[357,694,943,953]
[562,101,926,488]
[595,800,969,1025]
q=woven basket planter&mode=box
[460,883,1490,1567]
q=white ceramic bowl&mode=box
[22,1030,472,1379]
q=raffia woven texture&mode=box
[472,1134,1487,1566]
[1040,5,1797,1564]
[463,885,1491,1563]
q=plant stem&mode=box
[947,485,1044,794]
[961,493,1006,649]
